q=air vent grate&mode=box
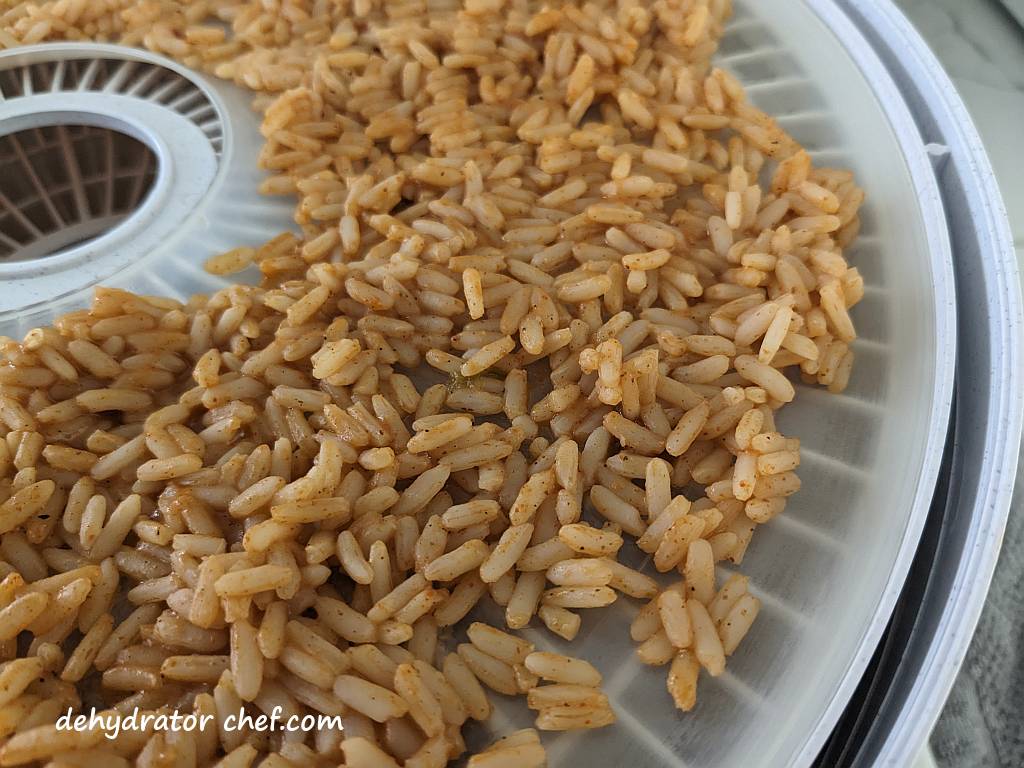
[0,57,223,154]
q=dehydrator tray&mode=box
[2,0,1014,766]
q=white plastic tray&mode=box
[0,1,958,765]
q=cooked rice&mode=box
[0,0,863,763]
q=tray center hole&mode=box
[0,123,158,263]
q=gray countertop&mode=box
[896,0,1024,252]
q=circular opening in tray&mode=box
[0,123,158,263]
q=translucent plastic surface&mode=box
[0,1,955,765]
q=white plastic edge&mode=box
[837,1,1024,765]
[788,0,959,764]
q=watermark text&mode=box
[56,706,343,740]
